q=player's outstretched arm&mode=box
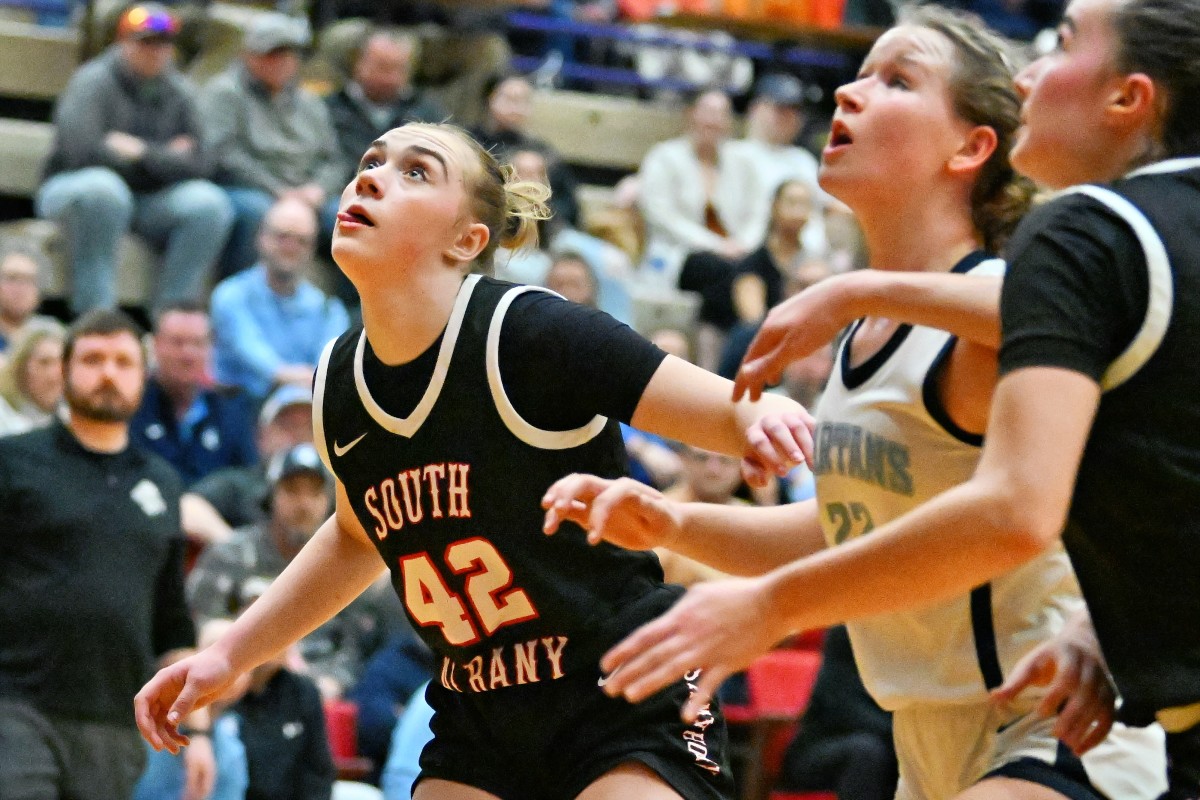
[135,480,386,753]
[735,271,1002,401]
[601,367,1097,718]
[542,473,825,576]
[630,355,814,481]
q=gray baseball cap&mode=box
[243,12,311,54]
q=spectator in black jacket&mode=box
[234,645,336,800]
[470,73,581,231]
[325,28,446,184]
[35,3,233,316]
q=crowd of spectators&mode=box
[0,0,1066,795]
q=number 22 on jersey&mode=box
[400,537,539,646]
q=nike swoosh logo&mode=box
[333,433,367,457]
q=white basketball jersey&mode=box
[813,257,1082,711]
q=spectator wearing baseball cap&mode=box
[35,2,234,316]
[726,72,830,254]
[200,11,346,278]
[182,384,314,543]
[188,441,404,699]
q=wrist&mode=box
[179,725,211,737]
[661,501,688,551]
[831,269,874,322]
[758,570,803,643]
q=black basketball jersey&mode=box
[1002,157,1200,724]
[314,275,677,697]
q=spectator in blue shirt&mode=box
[131,301,258,485]
[380,682,434,800]
[210,197,350,400]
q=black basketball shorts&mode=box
[416,663,735,800]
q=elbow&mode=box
[978,482,1065,561]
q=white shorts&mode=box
[892,698,1167,800]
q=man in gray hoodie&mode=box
[36,2,233,318]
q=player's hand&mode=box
[134,649,238,754]
[542,474,681,550]
[734,274,855,402]
[741,409,815,487]
[599,575,789,722]
[990,609,1115,756]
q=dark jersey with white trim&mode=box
[1000,157,1200,724]
[315,275,678,696]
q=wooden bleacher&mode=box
[528,89,684,173]
[0,19,77,101]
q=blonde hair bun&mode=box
[500,164,553,252]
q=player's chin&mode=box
[331,234,366,259]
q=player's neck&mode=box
[358,268,465,366]
[858,194,981,273]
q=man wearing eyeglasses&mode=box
[209,197,350,401]
[35,2,234,318]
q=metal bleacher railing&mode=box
[506,9,863,94]
[0,0,71,26]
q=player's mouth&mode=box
[824,120,854,159]
[337,205,375,229]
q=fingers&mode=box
[542,474,612,534]
[1073,712,1115,756]
[786,411,816,467]
[165,678,206,750]
[1054,658,1116,754]
[600,613,684,696]
[135,669,188,754]
[745,422,798,477]
[733,355,782,404]
[681,667,729,724]
[1035,649,1081,720]
[991,647,1057,706]
[734,329,786,402]
[741,457,770,489]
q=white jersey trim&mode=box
[312,337,337,473]
[353,274,481,438]
[486,285,609,450]
[1125,156,1200,178]
[1062,185,1174,392]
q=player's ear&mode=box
[445,221,489,264]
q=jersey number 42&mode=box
[400,537,539,646]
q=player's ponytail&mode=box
[499,166,552,253]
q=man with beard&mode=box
[0,309,211,799]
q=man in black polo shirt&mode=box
[0,310,208,799]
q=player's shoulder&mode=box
[1009,189,1138,258]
